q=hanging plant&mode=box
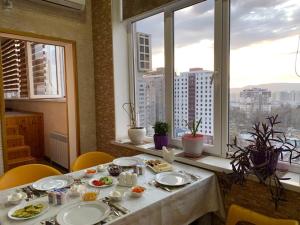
[227,115,300,208]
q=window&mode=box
[128,0,300,168]
[1,38,65,99]
[131,13,165,136]
[129,0,221,154]
[173,1,215,146]
[229,0,300,165]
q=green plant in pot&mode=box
[227,115,300,208]
[153,122,169,150]
[122,103,146,145]
[182,118,204,157]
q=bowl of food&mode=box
[7,192,26,205]
[84,169,97,178]
[107,165,122,177]
[97,165,107,172]
[81,189,100,201]
[130,186,145,198]
[109,190,122,202]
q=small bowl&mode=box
[97,165,107,172]
[130,186,145,198]
[81,189,100,201]
[68,184,82,197]
[7,192,26,205]
[109,191,122,202]
[84,169,97,178]
[107,165,122,177]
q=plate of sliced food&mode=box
[8,201,49,220]
[145,159,173,173]
[88,176,114,188]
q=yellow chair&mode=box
[0,164,61,190]
[71,151,115,171]
[226,204,299,225]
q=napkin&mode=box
[162,147,175,164]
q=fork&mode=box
[102,199,121,217]
[179,170,201,180]
[148,180,172,192]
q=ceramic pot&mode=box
[153,134,168,150]
[251,150,280,175]
[182,134,204,157]
[128,127,146,145]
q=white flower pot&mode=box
[128,127,146,145]
[182,134,204,157]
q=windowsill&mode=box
[5,98,66,103]
[111,140,300,193]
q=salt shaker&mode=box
[132,173,138,186]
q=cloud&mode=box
[135,0,300,50]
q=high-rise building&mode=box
[135,32,164,135]
[136,32,152,72]
[136,70,165,135]
[174,68,214,144]
[239,88,271,116]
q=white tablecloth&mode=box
[0,154,225,225]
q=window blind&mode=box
[30,43,47,95]
[1,39,28,98]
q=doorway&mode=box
[0,30,79,173]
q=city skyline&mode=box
[136,0,300,88]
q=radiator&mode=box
[49,132,68,169]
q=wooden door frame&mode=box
[0,28,81,172]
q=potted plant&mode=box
[122,103,146,145]
[153,122,169,150]
[227,115,300,208]
[182,119,204,157]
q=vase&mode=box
[153,134,168,150]
[182,134,204,157]
[128,127,146,145]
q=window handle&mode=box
[210,70,218,85]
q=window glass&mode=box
[229,0,300,164]
[29,43,65,98]
[173,0,215,145]
[133,13,165,135]
[1,38,65,99]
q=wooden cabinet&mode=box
[5,112,44,158]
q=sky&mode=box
[136,0,300,88]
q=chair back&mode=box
[226,204,299,225]
[0,164,61,190]
[71,151,115,171]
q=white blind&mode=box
[30,43,47,95]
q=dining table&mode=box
[0,153,225,225]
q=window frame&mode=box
[128,0,227,156]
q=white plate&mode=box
[155,172,191,186]
[88,177,115,188]
[56,201,110,225]
[32,175,74,191]
[8,201,49,220]
[113,157,140,167]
